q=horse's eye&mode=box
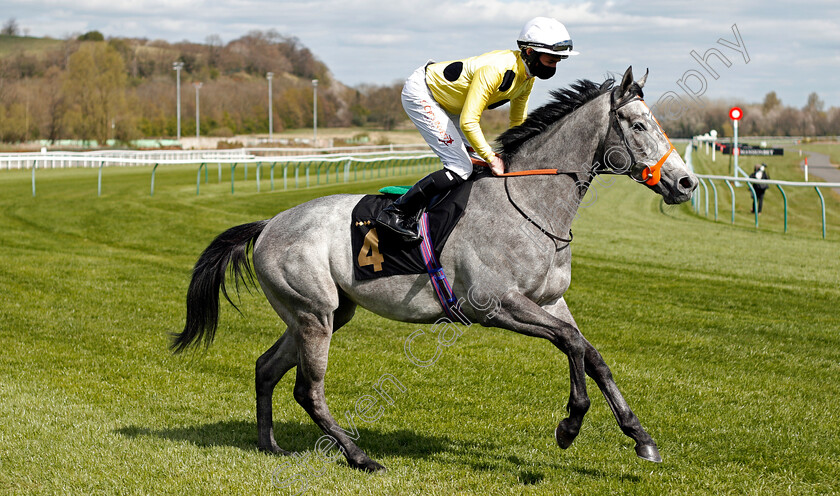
[632,122,646,132]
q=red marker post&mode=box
[729,106,743,178]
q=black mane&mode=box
[496,79,615,160]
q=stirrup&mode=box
[376,209,422,242]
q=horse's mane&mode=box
[496,78,616,160]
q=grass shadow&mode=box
[116,420,260,451]
[115,420,472,461]
[571,466,642,482]
[517,470,545,485]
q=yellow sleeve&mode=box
[459,66,503,162]
[509,79,534,128]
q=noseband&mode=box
[598,87,676,186]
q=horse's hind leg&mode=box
[256,295,356,455]
[256,331,298,454]
[543,298,661,462]
[292,314,385,473]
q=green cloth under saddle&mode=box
[378,186,411,196]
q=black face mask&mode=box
[532,61,556,80]
[522,49,557,80]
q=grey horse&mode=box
[173,67,698,472]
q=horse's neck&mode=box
[507,96,608,174]
[493,98,608,234]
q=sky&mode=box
[3,0,839,112]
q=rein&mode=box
[475,85,675,245]
[496,168,564,177]
[468,158,576,246]
[504,176,573,244]
[469,157,566,176]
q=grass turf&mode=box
[689,143,840,238]
[0,155,838,495]
[800,143,840,167]
[0,34,63,58]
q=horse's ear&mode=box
[637,68,649,89]
[618,66,634,97]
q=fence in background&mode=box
[0,149,251,169]
[245,143,428,156]
[1,150,439,198]
[0,144,433,170]
[686,144,838,239]
[189,154,440,196]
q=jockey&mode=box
[376,17,580,241]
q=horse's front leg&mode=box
[541,297,661,462]
[483,291,591,448]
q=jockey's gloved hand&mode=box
[488,155,505,176]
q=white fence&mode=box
[7,149,440,198]
[244,143,428,156]
[0,144,430,170]
[685,143,838,238]
[0,149,250,170]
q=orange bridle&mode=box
[633,101,675,186]
[603,90,675,186]
[476,88,675,184]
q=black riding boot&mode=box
[376,168,465,241]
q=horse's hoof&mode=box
[635,444,662,463]
[555,422,577,450]
[258,443,292,456]
[351,458,387,473]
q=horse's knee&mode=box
[293,380,325,411]
[569,396,591,417]
[552,328,587,358]
[292,383,309,407]
[255,358,274,395]
[585,350,615,383]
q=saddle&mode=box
[351,179,474,281]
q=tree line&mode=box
[0,29,407,145]
[1,25,838,146]
[654,90,840,139]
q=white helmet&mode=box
[517,17,580,57]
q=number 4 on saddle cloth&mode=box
[351,179,474,323]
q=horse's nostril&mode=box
[679,176,696,191]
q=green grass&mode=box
[1,160,839,495]
[800,143,840,166]
[689,143,840,239]
[0,34,62,57]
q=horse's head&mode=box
[598,66,698,204]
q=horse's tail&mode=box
[171,220,269,353]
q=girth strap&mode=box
[418,213,471,324]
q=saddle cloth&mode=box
[351,180,473,281]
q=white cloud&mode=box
[348,33,412,46]
[1,0,838,106]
